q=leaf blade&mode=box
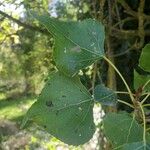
[32,13,105,76]
[23,72,95,145]
[94,84,117,106]
[139,44,150,72]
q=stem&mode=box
[142,92,150,96]
[146,127,150,132]
[117,99,134,108]
[115,91,135,96]
[141,93,150,104]
[92,62,97,94]
[143,79,150,90]
[143,104,150,107]
[139,103,146,145]
[103,56,135,103]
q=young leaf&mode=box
[94,84,117,106]
[134,70,150,92]
[139,44,150,72]
[103,112,146,148]
[22,72,95,145]
[32,13,105,76]
[119,142,150,150]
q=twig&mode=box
[117,0,137,17]
[138,0,145,49]
[0,10,49,35]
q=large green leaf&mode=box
[103,112,145,148]
[94,84,117,106]
[119,142,150,150]
[33,13,105,76]
[22,72,95,145]
[139,44,150,72]
[134,70,150,92]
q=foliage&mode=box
[22,72,95,145]
[23,13,150,149]
[94,84,117,106]
[0,0,150,149]
[32,13,104,76]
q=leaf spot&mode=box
[62,95,66,98]
[64,104,67,107]
[64,47,67,53]
[78,107,82,111]
[90,43,95,47]
[71,46,81,53]
[56,110,59,116]
[92,32,96,35]
[46,100,53,107]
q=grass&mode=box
[0,94,36,123]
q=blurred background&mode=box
[0,0,150,149]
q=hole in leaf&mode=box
[56,110,59,116]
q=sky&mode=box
[0,0,25,18]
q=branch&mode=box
[111,28,150,39]
[0,10,49,35]
[138,0,145,48]
[117,0,150,20]
[117,0,137,17]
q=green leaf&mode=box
[33,13,105,76]
[139,44,150,72]
[94,84,117,106]
[120,142,150,150]
[22,72,95,145]
[103,112,144,148]
[134,70,150,92]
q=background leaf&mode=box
[23,72,95,145]
[119,142,150,150]
[139,44,150,72]
[94,84,117,106]
[33,13,105,76]
[103,112,147,148]
[134,70,150,92]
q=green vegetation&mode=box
[0,96,35,122]
[0,0,150,149]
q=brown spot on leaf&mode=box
[46,101,53,107]
[62,95,66,98]
[56,110,59,116]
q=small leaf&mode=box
[120,142,150,150]
[32,13,105,76]
[139,44,150,72]
[94,84,117,106]
[103,112,144,148]
[23,72,95,145]
[134,70,150,92]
